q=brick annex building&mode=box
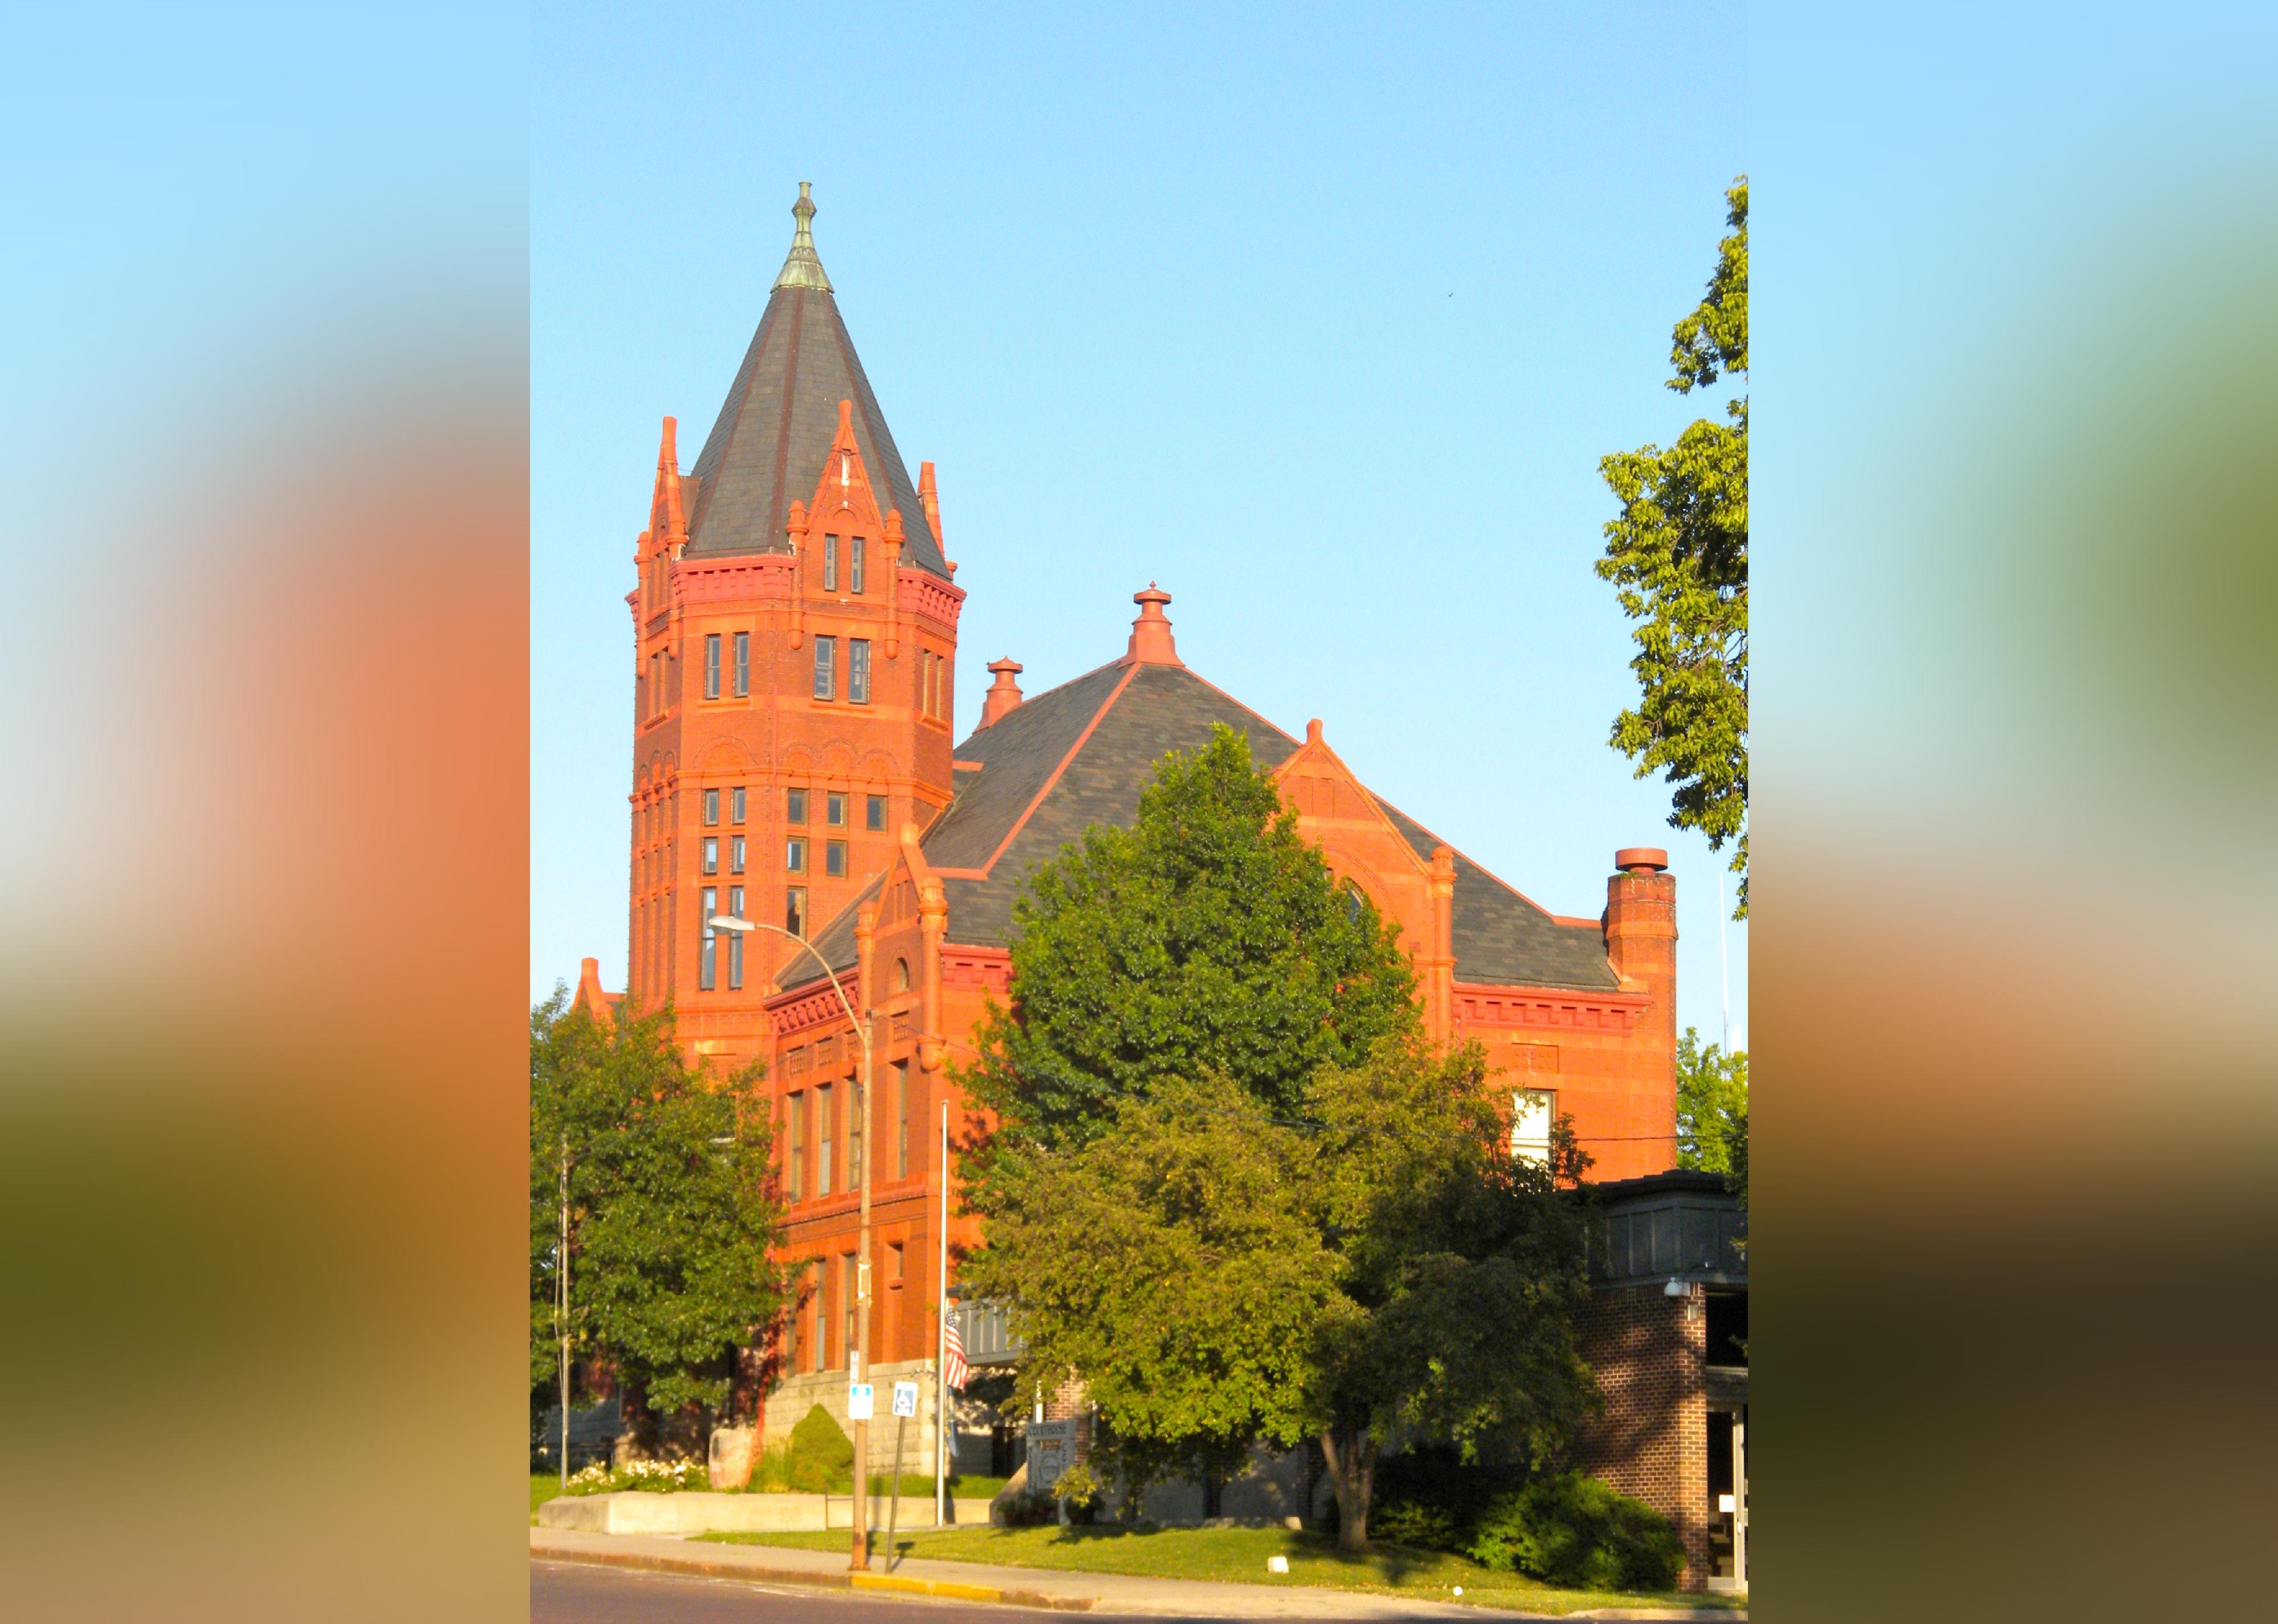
[575,189,1741,1588]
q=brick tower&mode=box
[625,183,963,1072]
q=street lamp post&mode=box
[711,910,875,1572]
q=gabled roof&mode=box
[802,655,1619,993]
[682,186,948,577]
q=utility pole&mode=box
[850,990,877,1570]
[558,1134,569,1491]
[935,1099,948,1528]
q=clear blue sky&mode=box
[532,3,1749,1043]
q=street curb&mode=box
[530,1539,1095,1611]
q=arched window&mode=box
[1340,877,1368,924]
[895,957,911,993]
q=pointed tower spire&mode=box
[772,181,834,293]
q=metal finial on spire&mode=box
[773,181,834,293]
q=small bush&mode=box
[997,1487,1058,1527]
[1363,1445,1518,1553]
[785,1405,855,1492]
[1466,1473,1682,1593]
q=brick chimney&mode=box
[1605,847,1678,1168]
[979,658,1024,728]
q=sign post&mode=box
[886,1380,919,1568]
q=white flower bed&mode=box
[564,1456,710,1495]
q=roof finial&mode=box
[773,181,834,294]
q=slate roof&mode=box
[682,197,948,576]
[798,659,1617,992]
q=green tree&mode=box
[1673,1026,1749,1176]
[531,988,789,1425]
[1599,177,1748,915]
[965,1040,1598,1553]
[960,725,1418,1169]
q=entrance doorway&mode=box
[1706,1404,1747,1592]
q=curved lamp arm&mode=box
[708,914,871,1062]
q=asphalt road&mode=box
[531,1561,1054,1624]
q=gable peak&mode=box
[772,181,834,293]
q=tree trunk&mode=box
[1319,1428,1378,1553]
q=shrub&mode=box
[1363,1445,1518,1553]
[785,1405,855,1492]
[1052,1462,1103,1525]
[1466,1473,1682,1593]
[997,1487,1058,1527]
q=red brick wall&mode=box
[1572,1284,1711,1590]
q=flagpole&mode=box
[935,1098,949,1527]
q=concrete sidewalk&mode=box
[529,1527,1742,1622]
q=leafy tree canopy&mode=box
[1599,177,1749,915]
[531,989,788,1419]
[965,1039,1596,1552]
[960,725,1418,1167]
[1673,1026,1749,1178]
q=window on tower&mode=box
[702,837,718,875]
[703,789,719,826]
[849,639,871,704]
[787,787,808,824]
[733,631,750,697]
[850,536,865,594]
[866,794,886,831]
[704,634,721,699]
[785,886,808,939]
[786,838,808,874]
[731,786,746,824]
[699,886,718,991]
[730,836,745,874]
[826,840,847,878]
[813,636,836,701]
[826,793,846,828]
[727,886,744,988]
[822,534,838,592]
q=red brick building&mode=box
[576,186,1685,1496]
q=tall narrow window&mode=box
[727,886,744,987]
[786,787,808,824]
[731,786,746,824]
[849,1080,863,1192]
[785,886,807,938]
[866,794,886,831]
[812,636,836,700]
[786,1091,804,1199]
[786,837,807,874]
[850,536,866,594]
[699,886,718,990]
[825,840,847,878]
[702,837,718,875]
[849,638,871,704]
[730,835,745,874]
[894,1060,910,1179]
[703,789,719,826]
[826,793,846,828]
[704,633,721,699]
[732,631,749,697]
[816,1084,834,1197]
[822,534,838,591]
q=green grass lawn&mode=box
[530,1471,1001,1526]
[696,1524,1739,1615]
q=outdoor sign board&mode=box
[1026,1418,1077,1492]
[892,1380,919,1418]
[847,1382,874,1421]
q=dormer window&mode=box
[850,536,865,594]
[823,534,839,591]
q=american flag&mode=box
[942,1306,968,1393]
